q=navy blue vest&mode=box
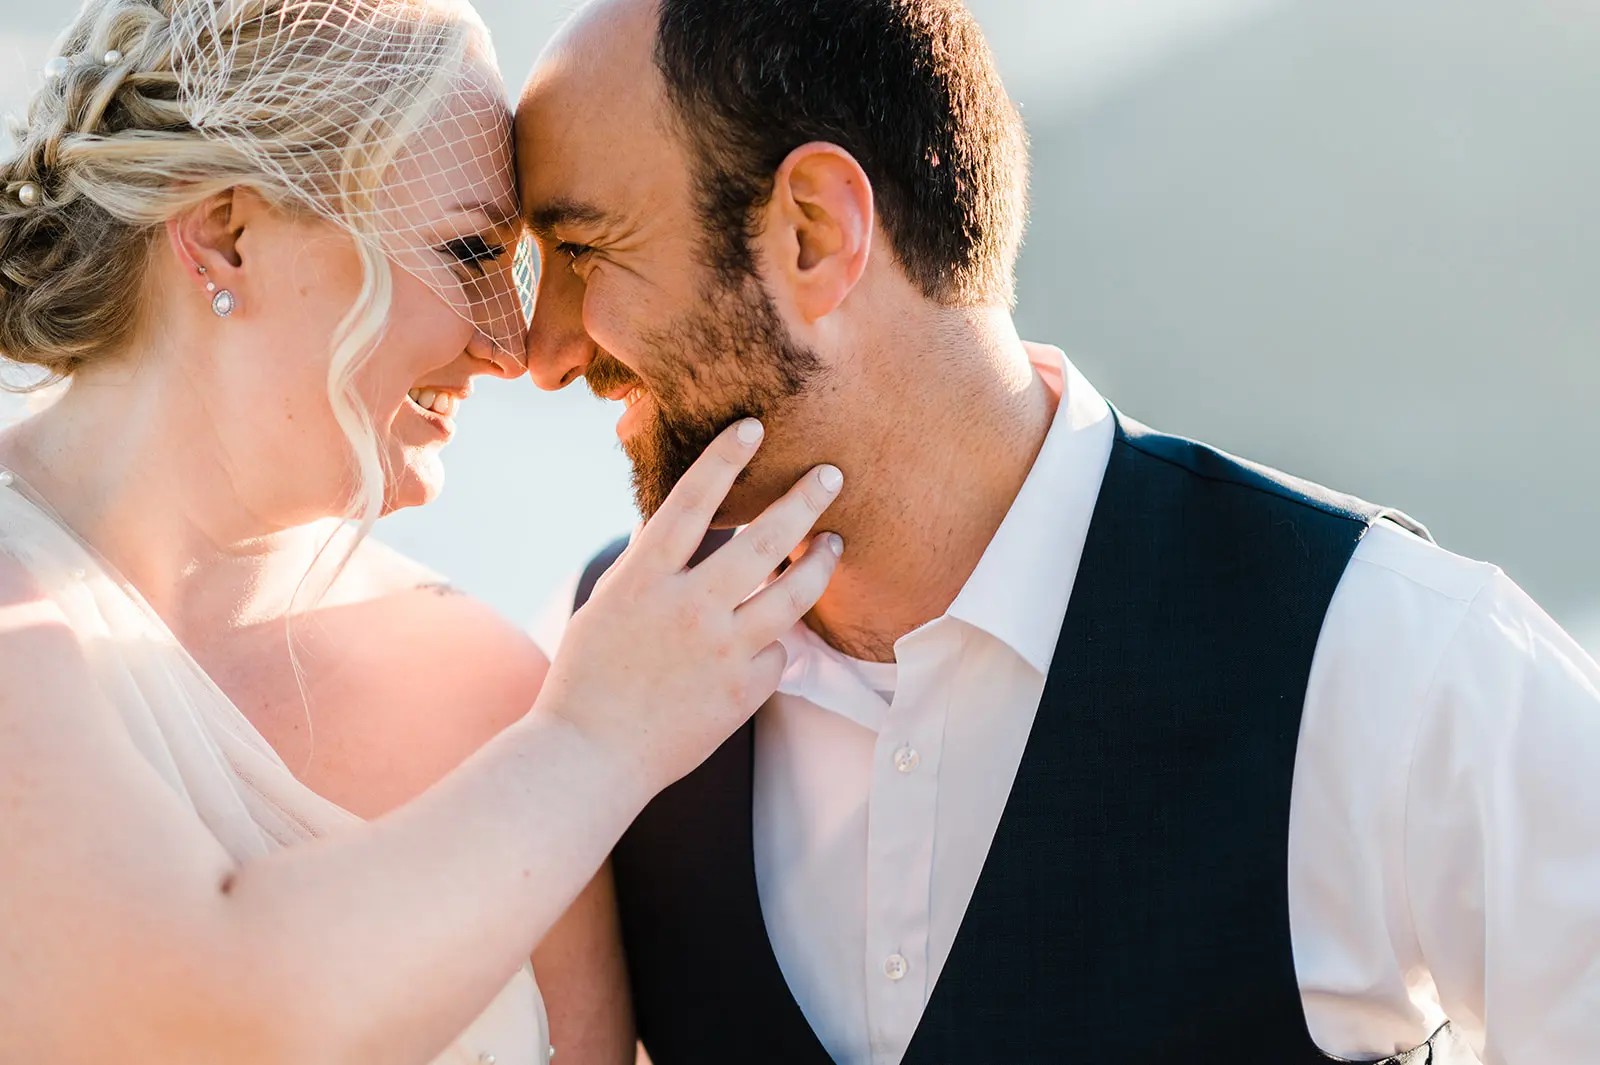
[578,414,1468,1064]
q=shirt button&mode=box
[884,953,909,981]
[893,746,921,774]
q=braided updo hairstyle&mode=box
[0,0,477,385]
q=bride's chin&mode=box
[384,457,445,513]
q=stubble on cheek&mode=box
[623,277,823,520]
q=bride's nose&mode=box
[466,328,527,380]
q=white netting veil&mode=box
[1,0,533,528]
[162,0,531,360]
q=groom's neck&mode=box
[803,312,1055,663]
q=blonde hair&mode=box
[0,0,484,534]
[1,2,498,771]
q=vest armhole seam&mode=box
[1114,433,1376,530]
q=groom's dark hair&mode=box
[653,0,1029,307]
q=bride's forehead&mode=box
[415,83,513,165]
[376,82,517,210]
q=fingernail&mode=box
[818,465,844,493]
[825,533,844,557]
[737,419,765,445]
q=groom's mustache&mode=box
[584,351,644,400]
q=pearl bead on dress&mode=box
[0,470,14,488]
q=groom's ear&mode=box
[763,142,874,323]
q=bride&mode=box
[0,1,844,1062]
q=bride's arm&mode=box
[0,422,842,1065]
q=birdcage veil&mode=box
[0,0,535,547]
[164,0,532,360]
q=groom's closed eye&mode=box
[555,242,595,269]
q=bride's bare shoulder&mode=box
[281,538,549,818]
[319,535,548,696]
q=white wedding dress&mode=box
[0,467,549,1065]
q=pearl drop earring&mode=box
[197,265,236,318]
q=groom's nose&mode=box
[524,260,592,391]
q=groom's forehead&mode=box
[517,0,662,141]
[535,0,657,85]
[515,1,680,211]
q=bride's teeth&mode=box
[407,388,461,418]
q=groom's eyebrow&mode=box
[526,198,615,239]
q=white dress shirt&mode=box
[536,347,1600,1065]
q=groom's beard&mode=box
[586,274,822,521]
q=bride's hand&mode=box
[536,418,843,795]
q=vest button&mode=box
[883,953,909,981]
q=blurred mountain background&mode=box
[2,0,1595,652]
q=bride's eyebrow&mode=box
[444,198,521,231]
[526,198,616,240]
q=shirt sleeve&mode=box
[1403,569,1600,1063]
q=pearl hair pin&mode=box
[43,48,124,82]
[16,183,41,208]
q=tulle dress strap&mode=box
[0,469,548,1065]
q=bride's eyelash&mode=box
[439,235,507,276]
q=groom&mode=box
[515,1,1600,1062]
